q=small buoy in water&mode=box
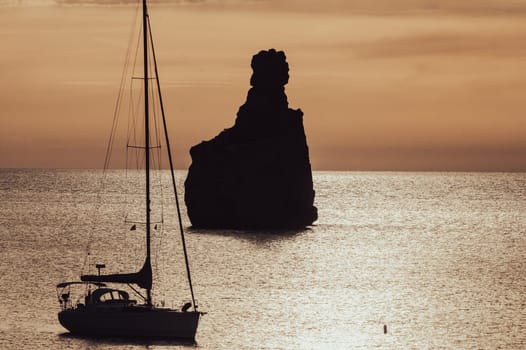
[384,324,387,334]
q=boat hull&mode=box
[58,307,200,339]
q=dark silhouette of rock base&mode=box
[184,49,317,229]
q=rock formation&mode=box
[184,49,317,229]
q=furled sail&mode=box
[81,258,152,290]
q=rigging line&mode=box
[156,162,166,281]
[142,0,153,307]
[125,219,163,224]
[104,2,140,171]
[127,145,161,149]
[135,20,146,169]
[126,90,143,241]
[148,48,160,164]
[154,221,166,300]
[131,18,143,172]
[148,15,198,310]
[126,18,142,183]
[149,75,165,284]
[120,2,142,270]
[155,172,167,294]
[81,2,141,276]
[152,79,167,289]
[104,4,139,254]
[133,87,143,171]
[149,51,165,225]
[148,46,164,213]
[129,80,144,172]
[126,35,139,161]
[125,9,143,244]
[127,283,147,302]
[125,77,133,213]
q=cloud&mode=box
[356,32,526,59]
[0,0,55,6]
[4,0,526,16]
[264,0,526,16]
[54,0,199,4]
[0,0,206,6]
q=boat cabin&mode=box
[86,288,136,306]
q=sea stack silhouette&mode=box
[184,49,317,229]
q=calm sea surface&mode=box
[0,169,524,349]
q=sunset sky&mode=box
[1,0,525,171]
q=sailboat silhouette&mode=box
[56,0,203,339]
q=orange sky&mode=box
[1,0,525,171]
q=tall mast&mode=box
[143,0,152,307]
[147,16,198,311]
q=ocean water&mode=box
[0,169,524,349]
